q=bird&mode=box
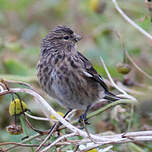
[37,25,121,123]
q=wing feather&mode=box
[77,52,109,91]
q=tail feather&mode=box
[104,91,121,102]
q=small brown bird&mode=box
[37,25,120,122]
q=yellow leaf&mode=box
[50,112,64,120]
[9,98,28,116]
[88,148,98,152]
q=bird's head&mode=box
[52,25,82,43]
[43,26,82,46]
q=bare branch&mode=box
[124,49,152,80]
[25,112,49,121]
[0,88,152,151]
[41,133,76,152]
[5,134,41,151]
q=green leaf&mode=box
[138,16,151,31]
[94,64,122,79]
[3,59,30,76]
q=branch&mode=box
[0,89,109,141]
[5,134,41,151]
[87,99,136,120]
[0,88,152,151]
[25,112,49,121]
[124,49,152,80]
[112,0,152,41]
[41,133,76,152]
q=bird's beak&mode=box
[73,33,82,42]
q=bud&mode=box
[116,63,131,75]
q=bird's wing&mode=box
[77,52,109,92]
[77,52,121,101]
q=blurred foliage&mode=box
[0,0,152,151]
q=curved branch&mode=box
[0,89,109,141]
[25,112,49,121]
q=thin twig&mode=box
[24,116,46,134]
[35,110,76,151]
[4,79,34,89]
[82,120,96,144]
[25,112,49,121]
[4,134,41,151]
[0,142,48,147]
[116,82,145,95]
[112,0,152,41]
[124,49,152,80]
[0,89,152,150]
[115,30,152,81]
[35,123,57,152]
[88,99,136,120]
[41,132,76,152]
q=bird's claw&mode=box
[78,114,90,125]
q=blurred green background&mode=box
[0,0,152,151]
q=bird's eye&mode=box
[63,36,69,40]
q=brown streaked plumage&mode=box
[37,25,120,122]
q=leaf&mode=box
[94,64,122,79]
[3,59,30,76]
[138,16,151,31]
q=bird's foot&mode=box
[78,105,91,125]
[78,114,90,125]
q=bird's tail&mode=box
[104,91,122,102]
